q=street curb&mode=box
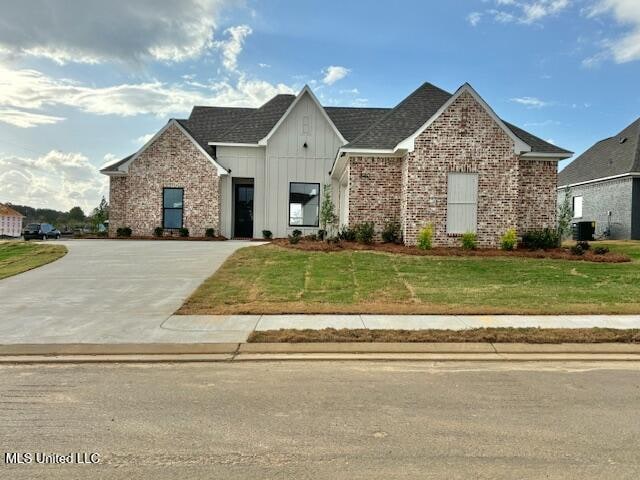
[2,353,640,363]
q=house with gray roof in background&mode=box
[558,118,640,240]
[101,82,571,246]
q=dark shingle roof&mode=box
[503,121,572,155]
[100,153,134,173]
[180,106,254,149]
[345,82,452,149]
[558,118,640,186]
[344,82,570,156]
[324,107,390,142]
[211,94,296,144]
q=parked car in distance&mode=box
[23,223,61,240]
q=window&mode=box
[289,182,320,227]
[163,188,184,229]
[447,173,478,234]
[573,196,583,218]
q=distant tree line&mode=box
[7,197,109,232]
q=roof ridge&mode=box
[324,106,391,111]
[345,82,453,147]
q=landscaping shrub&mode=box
[154,227,164,237]
[317,229,327,241]
[205,228,215,238]
[500,228,517,251]
[288,229,302,244]
[417,224,434,250]
[96,231,107,238]
[179,227,189,237]
[116,227,132,238]
[570,243,586,256]
[305,233,318,241]
[594,246,609,255]
[262,230,273,240]
[338,226,356,242]
[461,232,477,250]
[576,241,590,251]
[521,228,560,250]
[381,221,401,244]
[354,222,375,245]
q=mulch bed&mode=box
[248,327,640,344]
[271,238,630,263]
[75,235,228,241]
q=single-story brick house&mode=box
[557,117,640,240]
[0,203,24,238]
[101,82,571,246]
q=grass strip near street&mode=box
[0,241,67,280]
[248,328,640,344]
[179,242,640,315]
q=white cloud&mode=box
[467,12,482,26]
[258,63,271,68]
[510,96,552,108]
[471,0,571,25]
[215,25,252,72]
[0,0,226,64]
[340,88,360,95]
[135,133,155,145]
[0,64,295,126]
[322,66,350,85]
[0,108,64,128]
[587,0,640,63]
[0,150,106,211]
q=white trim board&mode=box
[114,120,229,176]
[557,172,640,189]
[258,85,348,146]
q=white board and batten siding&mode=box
[217,146,266,238]
[216,91,343,238]
[447,172,478,234]
[264,92,343,237]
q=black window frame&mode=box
[162,187,184,230]
[288,182,320,228]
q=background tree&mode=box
[90,197,109,231]
[68,206,86,223]
[557,188,573,240]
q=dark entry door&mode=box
[234,184,254,238]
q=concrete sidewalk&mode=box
[157,314,640,344]
[4,313,640,345]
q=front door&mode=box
[234,183,254,238]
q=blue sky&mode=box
[1,0,639,211]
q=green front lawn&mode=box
[179,241,640,315]
[0,241,67,280]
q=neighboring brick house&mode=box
[101,82,571,246]
[0,203,24,238]
[557,118,640,240]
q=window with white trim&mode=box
[573,196,583,218]
[447,173,478,234]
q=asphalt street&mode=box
[1,361,640,479]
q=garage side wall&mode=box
[108,123,220,237]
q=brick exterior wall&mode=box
[347,156,403,239]
[518,159,557,233]
[346,91,558,247]
[402,91,519,247]
[108,122,220,237]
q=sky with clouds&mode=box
[0,0,639,211]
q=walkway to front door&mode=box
[234,182,254,238]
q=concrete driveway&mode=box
[0,240,255,344]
